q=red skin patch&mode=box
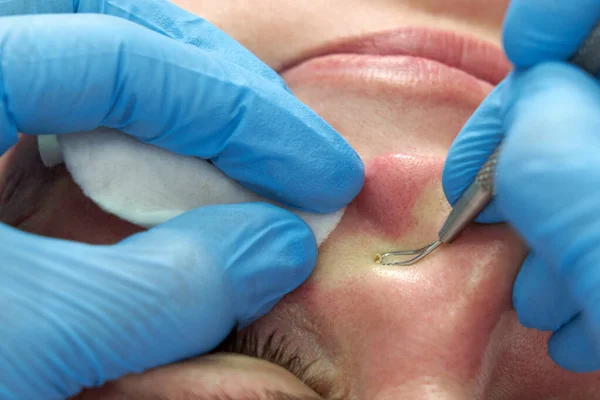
[351,153,443,240]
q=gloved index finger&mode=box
[0,0,284,83]
[0,14,364,213]
[0,0,72,15]
[503,0,600,67]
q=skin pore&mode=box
[3,0,600,399]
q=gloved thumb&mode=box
[108,202,317,365]
[498,63,600,371]
[0,202,316,399]
[442,80,509,223]
[118,202,318,329]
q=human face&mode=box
[4,1,600,399]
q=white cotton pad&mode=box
[38,128,343,246]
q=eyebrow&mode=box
[203,390,323,400]
[215,328,331,394]
[217,327,351,400]
[133,389,323,400]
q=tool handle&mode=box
[474,147,500,192]
[438,148,499,243]
[570,22,600,72]
[438,180,491,243]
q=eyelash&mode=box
[221,327,324,394]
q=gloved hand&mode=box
[443,0,600,373]
[0,1,364,399]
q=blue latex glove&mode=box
[443,0,600,373]
[0,1,364,399]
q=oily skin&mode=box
[2,0,600,398]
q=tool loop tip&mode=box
[378,240,442,266]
